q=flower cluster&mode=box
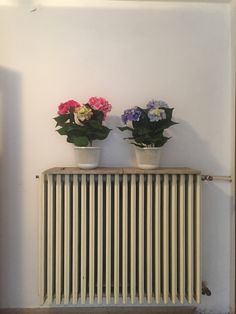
[147,100,168,122]
[54,97,112,147]
[119,99,176,148]
[57,100,80,115]
[122,100,168,126]
[57,97,112,121]
[88,97,112,119]
[121,107,141,124]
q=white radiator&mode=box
[39,167,201,305]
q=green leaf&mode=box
[72,136,89,147]
[91,110,104,123]
[56,125,70,135]
[163,108,174,120]
[92,126,111,140]
[130,142,145,147]
[118,126,133,132]
[88,120,102,129]
[54,114,70,126]
[68,125,80,132]
[153,136,170,147]
[66,136,73,143]
[157,120,177,130]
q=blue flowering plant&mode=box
[119,100,177,147]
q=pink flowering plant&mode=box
[119,100,177,147]
[54,97,112,146]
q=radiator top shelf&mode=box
[43,167,201,175]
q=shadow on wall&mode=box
[161,119,230,175]
[0,67,23,306]
[100,116,229,175]
[152,118,232,311]
[98,115,136,167]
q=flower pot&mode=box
[74,147,101,169]
[135,147,161,169]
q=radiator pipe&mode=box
[201,175,232,182]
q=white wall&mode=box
[230,1,236,312]
[0,2,233,313]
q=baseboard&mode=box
[0,306,197,314]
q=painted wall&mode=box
[0,2,233,313]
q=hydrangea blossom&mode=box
[74,105,93,125]
[146,99,168,121]
[88,97,112,119]
[148,108,166,122]
[57,100,80,115]
[121,107,141,124]
[146,100,169,110]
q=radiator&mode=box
[39,167,201,305]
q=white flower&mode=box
[74,105,93,125]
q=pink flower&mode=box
[88,96,112,119]
[57,99,80,115]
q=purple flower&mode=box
[146,100,159,109]
[146,100,169,109]
[121,107,141,124]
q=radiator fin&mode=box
[147,175,153,304]
[89,174,95,304]
[171,174,177,304]
[47,174,54,304]
[97,175,103,304]
[72,175,79,304]
[130,175,136,304]
[106,175,111,304]
[55,175,62,304]
[138,174,144,304]
[114,175,120,304]
[122,175,128,304]
[154,174,161,304]
[187,175,194,303]
[179,174,186,304]
[81,175,87,304]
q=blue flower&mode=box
[121,107,141,124]
[146,100,169,109]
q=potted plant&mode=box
[119,100,177,169]
[54,97,112,169]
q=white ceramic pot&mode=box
[135,147,161,169]
[74,147,101,169]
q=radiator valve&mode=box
[201,175,213,181]
[202,281,211,296]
